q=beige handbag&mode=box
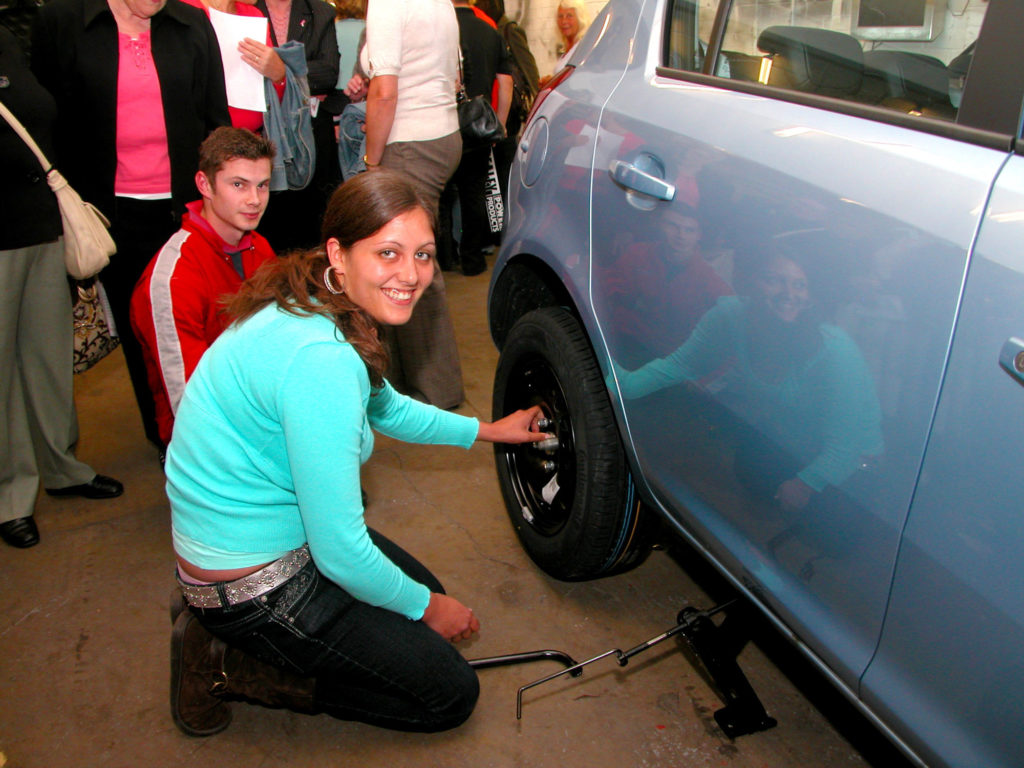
[0,100,116,279]
[72,278,121,374]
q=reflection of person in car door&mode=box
[599,207,732,366]
[615,244,883,513]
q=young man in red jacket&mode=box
[131,128,278,456]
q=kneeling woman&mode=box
[167,169,546,735]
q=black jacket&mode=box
[256,0,338,96]
[0,25,61,249]
[30,0,229,219]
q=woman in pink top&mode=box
[32,0,230,454]
[182,0,286,132]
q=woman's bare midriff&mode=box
[176,556,275,584]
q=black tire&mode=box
[493,307,651,580]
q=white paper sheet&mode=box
[208,8,268,113]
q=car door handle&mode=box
[609,160,676,201]
[999,337,1024,386]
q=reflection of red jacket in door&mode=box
[601,241,732,360]
[130,201,277,445]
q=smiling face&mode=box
[196,157,272,246]
[556,6,580,42]
[326,208,436,326]
[758,256,811,324]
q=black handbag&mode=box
[456,53,505,148]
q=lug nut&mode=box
[536,437,559,453]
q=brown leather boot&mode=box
[210,639,320,715]
[169,611,233,737]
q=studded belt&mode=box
[177,546,311,609]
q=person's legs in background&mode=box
[0,240,119,548]
[379,131,465,408]
[105,197,178,453]
[450,145,491,276]
[259,109,342,254]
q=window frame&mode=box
[657,0,1024,151]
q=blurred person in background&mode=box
[344,0,465,408]
[539,0,588,86]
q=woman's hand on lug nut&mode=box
[422,592,479,642]
[476,405,552,445]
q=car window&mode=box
[665,0,988,123]
[664,0,721,73]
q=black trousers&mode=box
[258,109,341,254]
[438,145,491,274]
[104,197,179,449]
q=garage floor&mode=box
[0,270,915,768]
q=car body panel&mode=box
[490,0,1024,764]
[858,152,1024,768]
[589,9,1009,693]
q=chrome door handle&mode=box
[609,160,676,201]
[999,337,1024,385]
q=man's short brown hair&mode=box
[198,127,276,179]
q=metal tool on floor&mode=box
[467,649,582,673]
[483,600,777,738]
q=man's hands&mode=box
[422,592,479,642]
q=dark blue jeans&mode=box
[192,530,480,732]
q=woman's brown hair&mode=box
[331,0,365,20]
[226,169,435,388]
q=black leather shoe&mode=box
[45,474,124,500]
[0,516,40,548]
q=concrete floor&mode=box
[0,270,914,768]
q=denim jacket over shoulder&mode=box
[264,41,315,191]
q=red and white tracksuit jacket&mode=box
[129,201,277,446]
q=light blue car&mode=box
[488,0,1024,765]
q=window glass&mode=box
[666,0,988,122]
[664,0,722,73]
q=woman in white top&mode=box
[344,0,465,409]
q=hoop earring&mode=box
[323,264,344,295]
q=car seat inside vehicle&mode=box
[756,26,867,99]
[863,50,956,119]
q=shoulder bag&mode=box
[456,51,505,148]
[0,100,116,279]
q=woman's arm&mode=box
[363,74,397,166]
[369,381,549,446]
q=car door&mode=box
[859,50,1024,768]
[591,0,1009,691]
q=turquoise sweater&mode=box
[166,304,479,620]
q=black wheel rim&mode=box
[500,353,577,537]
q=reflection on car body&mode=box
[488,0,1024,766]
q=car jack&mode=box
[492,600,777,738]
